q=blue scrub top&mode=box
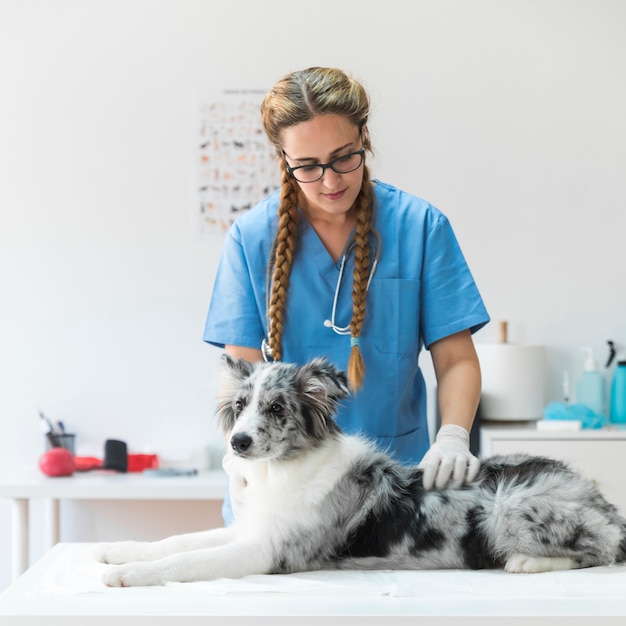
[204,180,490,465]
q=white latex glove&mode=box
[419,424,480,490]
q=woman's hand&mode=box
[424,329,482,489]
[419,424,480,489]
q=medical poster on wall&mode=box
[196,89,280,236]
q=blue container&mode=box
[610,362,626,424]
[577,348,605,417]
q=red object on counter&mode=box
[41,452,159,475]
[73,456,103,472]
[74,454,159,472]
[39,448,75,477]
[127,454,159,472]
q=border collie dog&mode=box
[97,356,626,586]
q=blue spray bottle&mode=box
[606,340,626,424]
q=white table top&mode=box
[1,543,626,623]
[0,469,228,500]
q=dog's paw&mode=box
[94,540,153,565]
[505,553,576,573]
[102,562,165,587]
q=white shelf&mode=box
[0,469,228,500]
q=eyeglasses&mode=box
[283,147,365,183]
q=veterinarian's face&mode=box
[281,114,365,223]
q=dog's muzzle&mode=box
[230,433,253,454]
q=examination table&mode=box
[0,543,625,624]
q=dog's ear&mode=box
[216,354,255,435]
[297,358,350,401]
[296,358,350,439]
[221,353,255,379]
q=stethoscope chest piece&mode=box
[261,337,273,362]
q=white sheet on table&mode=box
[29,543,626,602]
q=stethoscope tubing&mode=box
[324,228,381,335]
[262,227,382,359]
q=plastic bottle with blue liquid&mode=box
[576,347,605,418]
[606,340,626,424]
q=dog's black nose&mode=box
[231,433,253,454]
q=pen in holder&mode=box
[39,411,75,455]
[45,433,76,455]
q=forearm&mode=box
[430,329,482,433]
[225,344,264,362]
[436,354,481,433]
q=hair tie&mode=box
[350,336,360,348]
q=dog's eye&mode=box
[270,403,283,415]
[235,400,244,413]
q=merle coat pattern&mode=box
[96,356,626,586]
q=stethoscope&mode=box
[261,227,382,361]
[323,227,382,335]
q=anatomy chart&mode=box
[196,89,280,235]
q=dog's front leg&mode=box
[102,540,272,587]
[94,527,236,565]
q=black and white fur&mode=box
[96,356,626,586]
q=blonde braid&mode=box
[260,66,375,383]
[347,168,375,391]
[268,162,299,362]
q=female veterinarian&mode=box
[204,67,490,525]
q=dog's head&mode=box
[216,355,350,461]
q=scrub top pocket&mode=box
[368,279,420,356]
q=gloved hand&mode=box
[419,424,480,490]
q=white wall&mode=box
[1,0,625,590]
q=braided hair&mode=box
[260,67,375,391]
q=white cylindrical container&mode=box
[475,324,546,421]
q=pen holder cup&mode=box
[46,433,76,455]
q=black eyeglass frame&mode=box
[282,146,366,183]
